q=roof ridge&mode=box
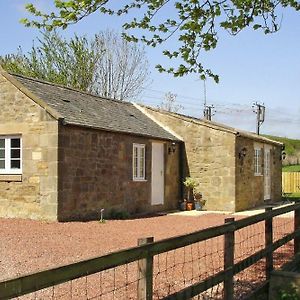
[139,105,283,145]
[8,72,134,107]
[138,104,238,134]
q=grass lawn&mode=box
[283,192,300,200]
[283,165,300,172]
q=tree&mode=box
[1,30,149,100]
[158,92,183,113]
[1,32,101,93]
[92,30,149,99]
[22,1,300,82]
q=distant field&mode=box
[282,165,300,172]
[264,135,300,155]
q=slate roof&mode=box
[9,74,179,141]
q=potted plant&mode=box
[194,191,206,210]
[179,199,187,211]
[183,177,199,210]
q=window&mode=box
[0,136,22,174]
[254,148,262,176]
[133,144,145,181]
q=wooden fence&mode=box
[1,203,300,300]
[282,172,300,193]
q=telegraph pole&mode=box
[252,102,265,135]
[204,104,215,121]
[203,80,215,121]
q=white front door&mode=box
[151,143,164,205]
[264,147,271,200]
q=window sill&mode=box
[133,179,147,182]
[0,174,22,182]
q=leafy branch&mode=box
[21,0,300,82]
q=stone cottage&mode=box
[0,68,181,221]
[0,67,283,221]
[137,106,283,212]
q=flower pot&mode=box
[199,199,206,208]
[195,202,201,211]
[186,202,194,211]
[180,202,187,211]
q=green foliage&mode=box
[108,208,130,220]
[278,284,300,300]
[1,30,149,99]
[21,0,300,81]
[183,177,198,189]
[283,165,300,172]
[0,31,100,92]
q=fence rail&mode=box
[1,203,300,300]
[283,172,300,193]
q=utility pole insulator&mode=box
[204,104,215,121]
[252,102,266,135]
[202,79,215,121]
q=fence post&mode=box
[224,217,235,300]
[265,206,273,281]
[137,237,154,300]
[294,205,300,254]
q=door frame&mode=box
[151,142,165,205]
[264,146,272,200]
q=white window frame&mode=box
[0,136,22,175]
[133,143,146,181]
[254,147,262,176]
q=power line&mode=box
[141,87,201,101]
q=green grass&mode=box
[282,165,300,172]
[283,192,300,199]
[264,135,300,156]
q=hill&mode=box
[264,135,300,155]
[264,135,300,166]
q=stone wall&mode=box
[58,125,180,221]
[235,137,264,211]
[141,108,236,211]
[235,136,282,211]
[0,73,58,220]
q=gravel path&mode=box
[0,213,233,281]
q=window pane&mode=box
[0,149,4,159]
[11,160,20,169]
[139,149,145,179]
[0,139,4,148]
[11,149,20,159]
[134,156,138,178]
[0,160,4,169]
[11,138,20,148]
[133,145,146,180]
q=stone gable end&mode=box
[141,107,236,211]
[0,73,58,220]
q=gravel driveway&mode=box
[0,213,232,281]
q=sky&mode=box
[0,0,300,138]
